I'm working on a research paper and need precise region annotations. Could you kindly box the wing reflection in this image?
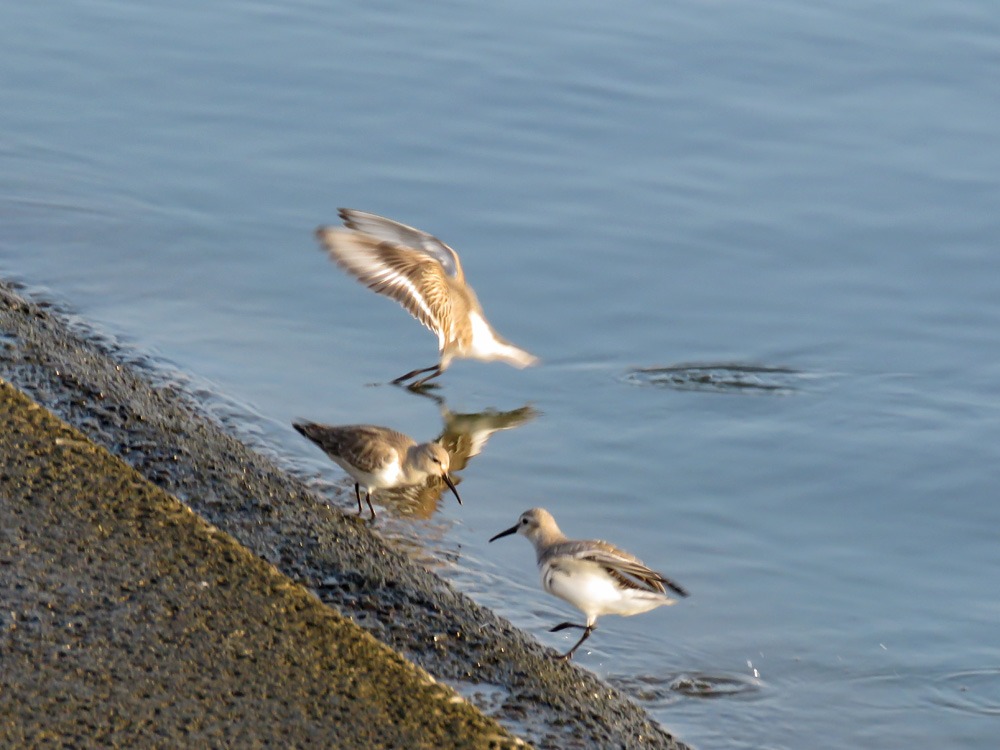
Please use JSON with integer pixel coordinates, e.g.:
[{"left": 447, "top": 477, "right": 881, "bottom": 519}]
[{"left": 392, "top": 399, "right": 538, "bottom": 519}]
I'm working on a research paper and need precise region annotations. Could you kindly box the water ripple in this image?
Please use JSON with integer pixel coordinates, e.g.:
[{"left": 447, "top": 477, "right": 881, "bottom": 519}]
[
  {"left": 610, "top": 670, "right": 764, "bottom": 708},
  {"left": 623, "top": 363, "right": 807, "bottom": 395},
  {"left": 930, "top": 669, "right": 1000, "bottom": 717}
]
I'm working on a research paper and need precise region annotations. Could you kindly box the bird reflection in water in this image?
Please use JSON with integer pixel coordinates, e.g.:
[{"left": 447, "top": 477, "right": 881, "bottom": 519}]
[
  {"left": 298, "top": 395, "right": 537, "bottom": 520},
  {"left": 392, "top": 397, "right": 537, "bottom": 519}
]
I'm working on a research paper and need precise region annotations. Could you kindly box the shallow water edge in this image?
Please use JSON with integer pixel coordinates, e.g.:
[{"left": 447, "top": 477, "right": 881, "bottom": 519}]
[{"left": 0, "top": 278, "right": 689, "bottom": 750}]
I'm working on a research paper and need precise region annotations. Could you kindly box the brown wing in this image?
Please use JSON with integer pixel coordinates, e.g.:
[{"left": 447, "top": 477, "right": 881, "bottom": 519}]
[
  {"left": 337, "top": 209, "right": 465, "bottom": 282},
  {"left": 316, "top": 229, "right": 457, "bottom": 349},
  {"left": 435, "top": 405, "right": 539, "bottom": 472},
  {"left": 292, "top": 423, "right": 410, "bottom": 473},
  {"left": 555, "top": 539, "right": 688, "bottom": 597},
  {"left": 605, "top": 567, "right": 653, "bottom": 593}
]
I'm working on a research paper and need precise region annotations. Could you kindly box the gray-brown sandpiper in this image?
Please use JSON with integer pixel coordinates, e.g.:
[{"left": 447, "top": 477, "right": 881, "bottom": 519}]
[
  {"left": 490, "top": 507, "right": 688, "bottom": 659},
  {"left": 293, "top": 421, "right": 461, "bottom": 519}
]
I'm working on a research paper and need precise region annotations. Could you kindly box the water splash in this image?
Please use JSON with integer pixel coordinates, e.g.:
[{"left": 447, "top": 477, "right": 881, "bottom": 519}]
[{"left": 610, "top": 670, "right": 764, "bottom": 708}]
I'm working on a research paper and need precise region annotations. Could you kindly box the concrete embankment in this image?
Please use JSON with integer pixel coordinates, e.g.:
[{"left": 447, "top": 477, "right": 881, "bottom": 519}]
[
  {"left": 0, "top": 280, "right": 690, "bottom": 749},
  {"left": 0, "top": 379, "right": 517, "bottom": 748}
]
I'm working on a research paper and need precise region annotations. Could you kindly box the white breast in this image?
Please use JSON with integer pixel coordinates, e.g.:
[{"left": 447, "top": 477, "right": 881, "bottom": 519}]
[
  {"left": 542, "top": 558, "right": 672, "bottom": 620},
  {"left": 542, "top": 559, "right": 623, "bottom": 619},
  {"left": 331, "top": 455, "right": 403, "bottom": 491}
]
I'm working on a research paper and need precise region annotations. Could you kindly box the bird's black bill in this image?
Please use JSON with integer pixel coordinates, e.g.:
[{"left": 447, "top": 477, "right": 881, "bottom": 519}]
[
  {"left": 441, "top": 473, "right": 462, "bottom": 505},
  {"left": 489, "top": 523, "right": 519, "bottom": 543}
]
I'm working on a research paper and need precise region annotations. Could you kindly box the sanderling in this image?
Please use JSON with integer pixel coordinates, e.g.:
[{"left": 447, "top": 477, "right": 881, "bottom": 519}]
[{"left": 490, "top": 507, "right": 688, "bottom": 659}]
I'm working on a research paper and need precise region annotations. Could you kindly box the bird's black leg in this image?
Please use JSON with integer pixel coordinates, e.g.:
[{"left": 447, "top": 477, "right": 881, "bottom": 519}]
[
  {"left": 408, "top": 366, "right": 443, "bottom": 389},
  {"left": 364, "top": 490, "right": 376, "bottom": 520},
  {"left": 354, "top": 483, "right": 363, "bottom": 515},
  {"left": 549, "top": 622, "right": 588, "bottom": 632},
  {"left": 392, "top": 364, "right": 441, "bottom": 387},
  {"left": 549, "top": 623, "right": 596, "bottom": 660}
]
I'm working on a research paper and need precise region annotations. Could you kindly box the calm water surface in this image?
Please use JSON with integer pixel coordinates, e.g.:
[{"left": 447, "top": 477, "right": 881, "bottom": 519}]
[{"left": 3, "top": 1, "right": 1000, "bottom": 747}]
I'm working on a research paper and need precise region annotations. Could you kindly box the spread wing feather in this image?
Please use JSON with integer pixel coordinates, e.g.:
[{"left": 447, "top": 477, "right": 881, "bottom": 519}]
[
  {"left": 337, "top": 208, "right": 464, "bottom": 281},
  {"left": 316, "top": 229, "right": 455, "bottom": 349}
]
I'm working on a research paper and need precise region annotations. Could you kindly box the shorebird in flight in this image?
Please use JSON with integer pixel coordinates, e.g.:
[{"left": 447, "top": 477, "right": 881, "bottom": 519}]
[{"left": 316, "top": 209, "right": 539, "bottom": 388}]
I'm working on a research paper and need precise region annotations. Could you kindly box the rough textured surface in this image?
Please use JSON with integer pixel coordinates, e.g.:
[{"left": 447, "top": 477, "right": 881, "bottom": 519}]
[
  {"left": 0, "top": 380, "right": 518, "bottom": 748},
  {"left": 0, "top": 279, "right": 690, "bottom": 749}
]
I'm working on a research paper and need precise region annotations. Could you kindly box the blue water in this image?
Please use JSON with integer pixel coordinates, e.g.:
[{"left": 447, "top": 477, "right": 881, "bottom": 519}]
[{"left": 3, "top": 1, "right": 1000, "bottom": 747}]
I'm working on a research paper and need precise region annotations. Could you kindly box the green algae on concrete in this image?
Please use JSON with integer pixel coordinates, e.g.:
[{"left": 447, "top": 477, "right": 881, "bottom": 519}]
[{"left": 0, "top": 380, "right": 523, "bottom": 749}]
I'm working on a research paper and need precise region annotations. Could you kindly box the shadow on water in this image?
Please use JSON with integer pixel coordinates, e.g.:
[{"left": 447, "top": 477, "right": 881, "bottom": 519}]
[{"left": 622, "top": 363, "right": 811, "bottom": 395}]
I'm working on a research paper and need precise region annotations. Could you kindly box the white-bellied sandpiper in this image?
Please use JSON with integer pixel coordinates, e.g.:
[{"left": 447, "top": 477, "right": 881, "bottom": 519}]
[
  {"left": 293, "top": 421, "right": 461, "bottom": 519},
  {"left": 490, "top": 507, "right": 688, "bottom": 660},
  {"left": 315, "top": 209, "right": 539, "bottom": 388}
]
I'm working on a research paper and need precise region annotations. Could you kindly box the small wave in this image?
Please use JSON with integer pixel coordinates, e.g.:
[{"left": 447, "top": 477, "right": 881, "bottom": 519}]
[
  {"left": 670, "top": 671, "right": 763, "bottom": 699},
  {"left": 930, "top": 669, "right": 1000, "bottom": 717},
  {"left": 623, "top": 363, "right": 806, "bottom": 394},
  {"left": 610, "top": 670, "right": 763, "bottom": 707}
]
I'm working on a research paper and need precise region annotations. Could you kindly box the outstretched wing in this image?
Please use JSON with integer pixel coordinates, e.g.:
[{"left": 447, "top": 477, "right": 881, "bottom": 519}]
[
  {"left": 338, "top": 209, "right": 464, "bottom": 281},
  {"left": 315, "top": 229, "right": 456, "bottom": 350},
  {"left": 554, "top": 540, "right": 689, "bottom": 597}
]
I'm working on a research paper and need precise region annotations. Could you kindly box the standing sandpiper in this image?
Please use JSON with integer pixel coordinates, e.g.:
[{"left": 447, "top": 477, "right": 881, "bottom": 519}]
[
  {"left": 293, "top": 421, "right": 462, "bottom": 519},
  {"left": 490, "top": 507, "right": 688, "bottom": 660},
  {"left": 315, "top": 209, "right": 539, "bottom": 388}
]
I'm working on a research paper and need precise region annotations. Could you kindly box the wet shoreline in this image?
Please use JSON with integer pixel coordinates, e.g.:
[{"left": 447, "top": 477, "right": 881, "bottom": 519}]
[
  {"left": 0, "top": 378, "right": 516, "bottom": 748},
  {"left": 0, "top": 279, "right": 688, "bottom": 749}
]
